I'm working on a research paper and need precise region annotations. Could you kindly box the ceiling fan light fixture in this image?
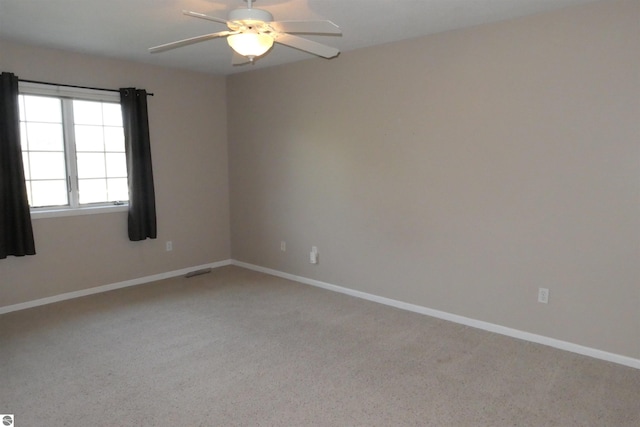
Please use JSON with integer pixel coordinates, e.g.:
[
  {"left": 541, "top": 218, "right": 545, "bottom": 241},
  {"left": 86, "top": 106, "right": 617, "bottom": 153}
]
[{"left": 227, "top": 32, "right": 273, "bottom": 58}]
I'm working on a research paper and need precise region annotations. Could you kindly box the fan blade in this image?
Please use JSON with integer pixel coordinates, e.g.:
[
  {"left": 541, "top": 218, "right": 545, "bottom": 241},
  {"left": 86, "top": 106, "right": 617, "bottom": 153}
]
[
  {"left": 182, "top": 10, "right": 228, "bottom": 25},
  {"left": 274, "top": 33, "right": 339, "bottom": 58},
  {"left": 232, "top": 52, "right": 252, "bottom": 66},
  {"left": 269, "top": 20, "right": 341, "bottom": 35},
  {"left": 149, "top": 31, "right": 236, "bottom": 53}
]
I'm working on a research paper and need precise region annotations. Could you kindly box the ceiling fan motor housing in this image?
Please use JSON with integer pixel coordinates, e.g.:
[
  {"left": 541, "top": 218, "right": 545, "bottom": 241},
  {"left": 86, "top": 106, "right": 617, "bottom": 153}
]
[{"left": 228, "top": 8, "right": 274, "bottom": 29}]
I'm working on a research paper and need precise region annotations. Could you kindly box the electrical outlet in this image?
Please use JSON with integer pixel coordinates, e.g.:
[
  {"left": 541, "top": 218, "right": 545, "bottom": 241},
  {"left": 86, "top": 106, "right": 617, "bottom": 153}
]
[
  {"left": 166, "top": 241, "right": 173, "bottom": 252},
  {"left": 310, "top": 246, "right": 318, "bottom": 264},
  {"left": 280, "top": 241, "right": 286, "bottom": 252},
  {"left": 538, "top": 287, "right": 549, "bottom": 304}
]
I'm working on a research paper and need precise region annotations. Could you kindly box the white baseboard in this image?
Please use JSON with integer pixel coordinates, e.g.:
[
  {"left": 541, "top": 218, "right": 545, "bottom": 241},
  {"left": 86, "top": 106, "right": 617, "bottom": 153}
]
[
  {"left": 4, "top": 258, "right": 638, "bottom": 370},
  {"left": 0, "top": 259, "right": 232, "bottom": 315},
  {"left": 231, "top": 260, "right": 640, "bottom": 370}
]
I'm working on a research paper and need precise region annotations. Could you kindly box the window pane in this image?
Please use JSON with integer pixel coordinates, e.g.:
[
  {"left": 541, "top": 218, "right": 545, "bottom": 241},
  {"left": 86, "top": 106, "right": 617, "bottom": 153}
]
[
  {"left": 107, "top": 178, "right": 128, "bottom": 201},
  {"left": 104, "top": 127, "right": 125, "bottom": 152},
  {"left": 31, "top": 180, "right": 68, "bottom": 207},
  {"left": 73, "top": 100, "right": 103, "bottom": 125},
  {"left": 24, "top": 96, "right": 62, "bottom": 123},
  {"left": 22, "top": 152, "right": 30, "bottom": 180},
  {"left": 106, "top": 153, "right": 127, "bottom": 178},
  {"left": 78, "top": 179, "right": 107, "bottom": 204},
  {"left": 20, "top": 122, "right": 27, "bottom": 150},
  {"left": 25, "top": 123, "right": 64, "bottom": 151},
  {"left": 28, "top": 152, "right": 66, "bottom": 179},
  {"left": 75, "top": 125, "right": 104, "bottom": 152},
  {"left": 25, "top": 182, "right": 33, "bottom": 206},
  {"left": 102, "top": 103, "right": 122, "bottom": 126},
  {"left": 76, "top": 153, "right": 106, "bottom": 178},
  {"left": 18, "top": 95, "right": 26, "bottom": 121}
]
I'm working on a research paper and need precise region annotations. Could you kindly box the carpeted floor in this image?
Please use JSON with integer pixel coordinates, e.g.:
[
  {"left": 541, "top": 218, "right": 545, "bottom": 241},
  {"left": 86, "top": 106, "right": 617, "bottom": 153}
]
[{"left": 1, "top": 266, "right": 639, "bottom": 426}]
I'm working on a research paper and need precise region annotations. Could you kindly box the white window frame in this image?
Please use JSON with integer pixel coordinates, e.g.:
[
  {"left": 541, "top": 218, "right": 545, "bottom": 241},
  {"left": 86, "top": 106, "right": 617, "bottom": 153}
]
[{"left": 18, "top": 82, "right": 129, "bottom": 219}]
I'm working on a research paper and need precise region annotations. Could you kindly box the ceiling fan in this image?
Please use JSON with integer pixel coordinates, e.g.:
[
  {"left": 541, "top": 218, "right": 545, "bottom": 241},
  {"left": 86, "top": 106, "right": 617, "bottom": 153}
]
[{"left": 149, "top": 0, "right": 341, "bottom": 65}]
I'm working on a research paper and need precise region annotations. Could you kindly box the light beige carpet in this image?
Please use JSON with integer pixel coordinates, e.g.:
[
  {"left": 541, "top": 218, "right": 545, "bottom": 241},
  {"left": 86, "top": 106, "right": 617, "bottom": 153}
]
[{"left": 1, "top": 266, "right": 639, "bottom": 426}]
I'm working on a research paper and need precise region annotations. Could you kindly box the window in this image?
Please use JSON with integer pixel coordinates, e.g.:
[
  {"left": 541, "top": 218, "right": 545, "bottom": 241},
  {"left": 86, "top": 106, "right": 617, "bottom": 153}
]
[{"left": 18, "top": 82, "right": 128, "bottom": 216}]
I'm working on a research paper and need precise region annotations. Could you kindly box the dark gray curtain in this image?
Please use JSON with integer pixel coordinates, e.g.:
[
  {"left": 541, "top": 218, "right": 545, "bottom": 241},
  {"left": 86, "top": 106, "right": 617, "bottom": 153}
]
[
  {"left": 120, "top": 88, "right": 156, "bottom": 241},
  {"left": 0, "top": 72, "right": 36, "bottom": 258}
]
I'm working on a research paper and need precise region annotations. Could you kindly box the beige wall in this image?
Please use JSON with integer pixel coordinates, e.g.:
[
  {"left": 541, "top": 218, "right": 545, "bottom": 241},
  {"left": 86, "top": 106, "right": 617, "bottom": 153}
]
[
  {"left": 0, "top": 41, "right": 231, "bottom": 306},
  {"left": 228, "top": 0, "right": 640, "bottom": 358}
]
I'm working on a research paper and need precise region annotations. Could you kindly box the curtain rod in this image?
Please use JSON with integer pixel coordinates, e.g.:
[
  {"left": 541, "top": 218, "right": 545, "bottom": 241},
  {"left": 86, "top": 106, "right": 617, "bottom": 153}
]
[{"left": 18, "top": 79, "right": 154, "bottom": 96}]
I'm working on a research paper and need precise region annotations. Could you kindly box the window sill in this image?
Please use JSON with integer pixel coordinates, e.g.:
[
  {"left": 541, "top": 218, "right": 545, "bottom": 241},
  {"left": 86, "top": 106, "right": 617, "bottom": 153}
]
[{"left": 31, "top": 205, "right": 128, "bottom": 220}]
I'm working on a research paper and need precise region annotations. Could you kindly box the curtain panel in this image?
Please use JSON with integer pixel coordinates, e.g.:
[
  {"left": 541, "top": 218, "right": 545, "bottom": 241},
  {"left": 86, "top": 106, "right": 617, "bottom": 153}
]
[
  {"left": 120, "top": 88, "right": 157, "bottom": 241},
  {"left": 0, "top": 72, "right": 36, "bottom": 259}
]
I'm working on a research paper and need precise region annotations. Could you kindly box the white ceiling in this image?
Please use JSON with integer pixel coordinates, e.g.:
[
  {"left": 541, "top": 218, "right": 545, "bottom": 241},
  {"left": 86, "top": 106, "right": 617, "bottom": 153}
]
[{"left": 0, "top": 0, "right": 597, "bottom": 76}]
